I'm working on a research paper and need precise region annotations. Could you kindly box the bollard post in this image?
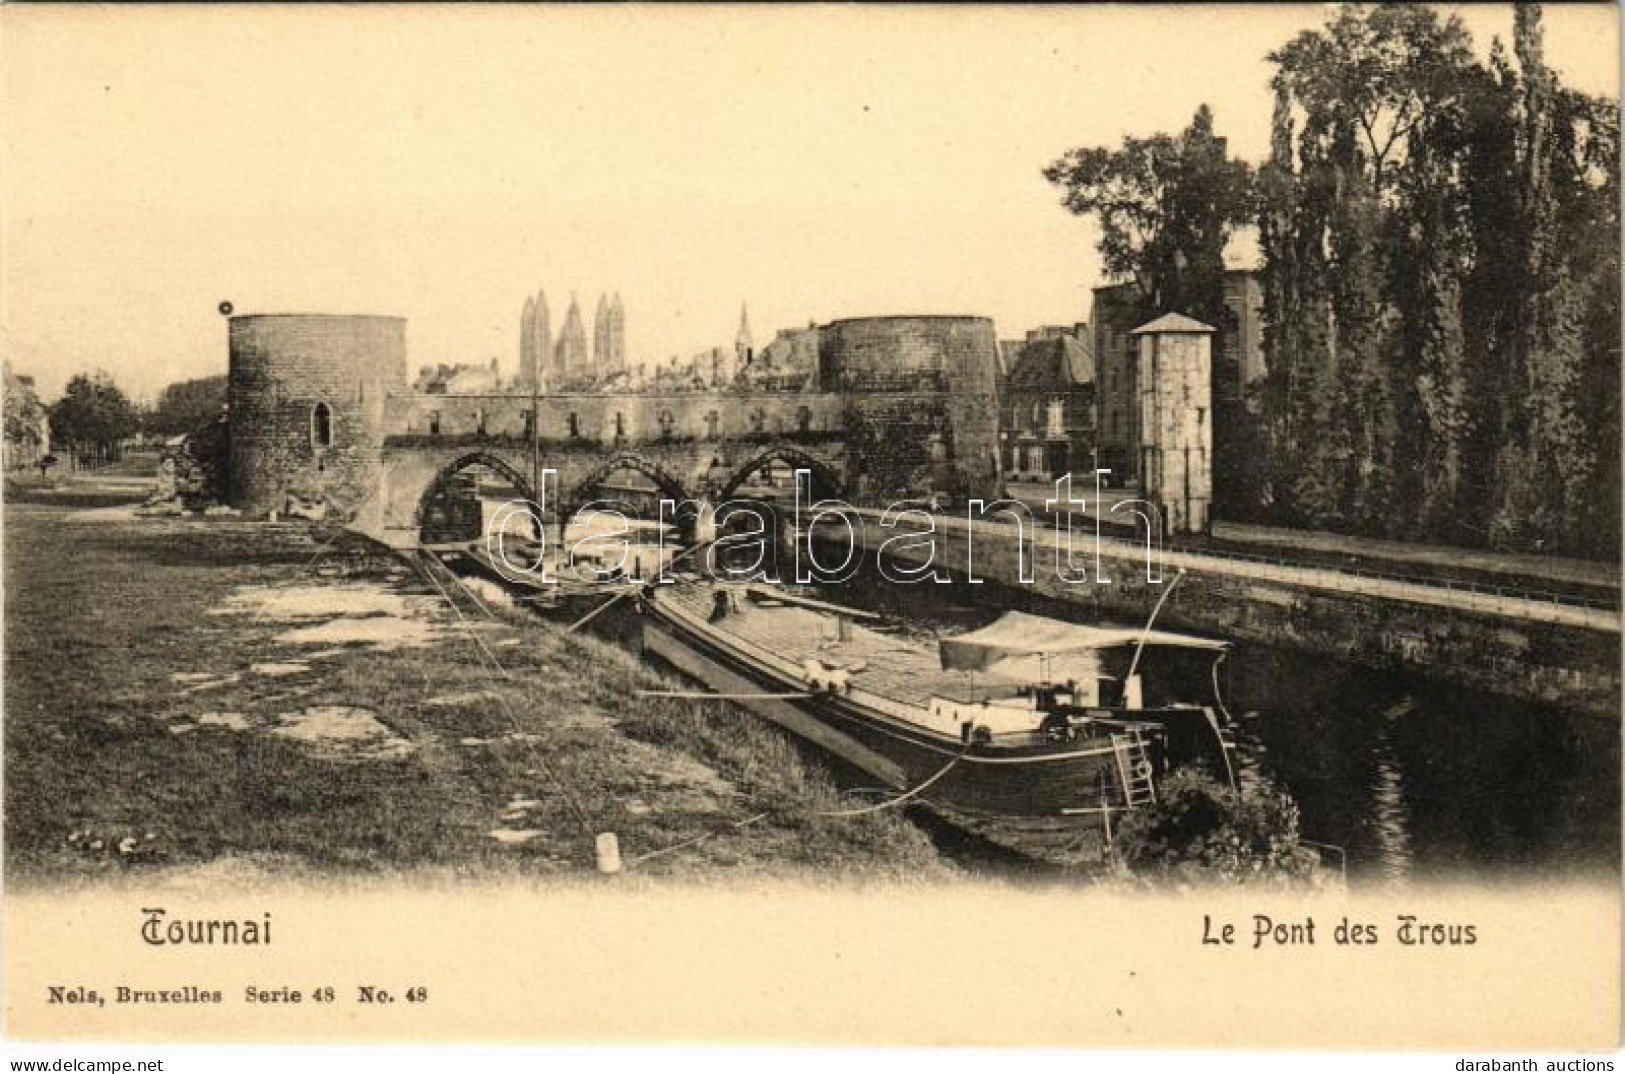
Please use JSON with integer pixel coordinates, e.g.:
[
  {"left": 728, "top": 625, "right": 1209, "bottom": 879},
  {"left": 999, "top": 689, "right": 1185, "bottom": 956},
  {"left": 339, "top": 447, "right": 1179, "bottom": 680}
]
[{"left": 595, "top": 832, "right": 622, "bottom": 875}]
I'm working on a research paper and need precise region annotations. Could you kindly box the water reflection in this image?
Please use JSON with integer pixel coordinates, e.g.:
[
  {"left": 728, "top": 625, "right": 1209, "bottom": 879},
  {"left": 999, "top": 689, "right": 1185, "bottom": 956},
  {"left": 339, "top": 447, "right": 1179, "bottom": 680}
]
[
  {"left": 461, "top": 488, "right": 1618, "bottom": 885},
  {"left": 812, "top": 557, "right": 1620, "bottom": 884}
]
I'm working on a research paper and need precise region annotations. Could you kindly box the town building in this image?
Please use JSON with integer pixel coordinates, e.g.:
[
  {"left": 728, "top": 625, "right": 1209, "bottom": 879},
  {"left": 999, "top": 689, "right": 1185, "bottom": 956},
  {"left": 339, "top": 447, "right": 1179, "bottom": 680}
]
[
  {"left": 1090, "top": 266, "right": 1263, "bottom": 486},
  {"left": 741, "top": 324, "right": 818, "bottom": 392},
  {"left": 413, "top": 357, "right": 503, "bottom": 395},
  {"left": 998, "top": 324, "right": 1095, "bottom": 481},
  {"left": 2, "top": 362, "right": 51, "bottom": 469}
]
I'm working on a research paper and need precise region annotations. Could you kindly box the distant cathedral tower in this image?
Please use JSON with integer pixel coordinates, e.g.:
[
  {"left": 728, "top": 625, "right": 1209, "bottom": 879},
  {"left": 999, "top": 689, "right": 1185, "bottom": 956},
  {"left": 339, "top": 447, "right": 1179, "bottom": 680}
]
[
  {"left": 530, "top": 290, "right": 551, "bottom": 389},
  {"left": 735, "top": 302, "right": 753, "bottom": 366},
  {"left": 590, "top": 293, "right": 628, "bottom": 377},
  {"left": 519, "top": 290, "right": 550, "bottom": 391},
  {"left": 555, "top": 294, "right": 589, "bottom": 376}
]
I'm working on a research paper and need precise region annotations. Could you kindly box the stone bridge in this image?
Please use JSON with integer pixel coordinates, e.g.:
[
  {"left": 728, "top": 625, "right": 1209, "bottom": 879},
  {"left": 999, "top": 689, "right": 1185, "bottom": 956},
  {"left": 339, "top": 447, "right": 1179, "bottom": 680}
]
[
  {"left": 376, "top": 429, "right": 852, "bottom": 545},
  {"left": 369, "top": 390, "right": 876, "bottom": 544},
  {"left": 224, "top": 313, "right": 1005, "bottom": 546}
]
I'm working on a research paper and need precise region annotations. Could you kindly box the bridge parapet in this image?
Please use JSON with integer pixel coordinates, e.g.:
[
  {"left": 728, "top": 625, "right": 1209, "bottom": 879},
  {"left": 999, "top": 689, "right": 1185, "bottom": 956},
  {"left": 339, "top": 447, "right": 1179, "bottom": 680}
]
[{"left": 382, "top": 390, "right": 844, "bottom": 445}]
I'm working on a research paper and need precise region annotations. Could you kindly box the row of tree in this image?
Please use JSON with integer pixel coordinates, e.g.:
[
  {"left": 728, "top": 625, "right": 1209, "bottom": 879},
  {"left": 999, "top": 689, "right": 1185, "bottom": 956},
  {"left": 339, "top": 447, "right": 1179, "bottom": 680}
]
[
  {"left": 17, "top": 371, "right": 226, "bottom": 469},
  {"left": 1048, "top": 3, "right": 1619, "bottom": 560}
]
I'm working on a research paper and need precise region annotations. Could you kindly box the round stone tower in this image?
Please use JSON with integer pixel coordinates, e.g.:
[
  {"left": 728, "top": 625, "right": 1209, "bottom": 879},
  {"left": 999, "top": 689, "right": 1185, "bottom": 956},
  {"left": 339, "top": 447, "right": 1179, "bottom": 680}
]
[
  {"left": 817, "top": 315, "right": 1003, "bottom": 499},
  {"left": 227, "top": 313, "right": 407, "bottom": 525}
]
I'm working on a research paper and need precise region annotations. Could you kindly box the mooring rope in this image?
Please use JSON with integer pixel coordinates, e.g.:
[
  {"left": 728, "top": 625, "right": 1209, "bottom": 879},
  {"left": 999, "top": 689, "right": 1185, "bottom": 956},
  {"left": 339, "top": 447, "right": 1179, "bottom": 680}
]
[
  {"left": 293, "top": 457, "right": 409, "bottom": 578},
  {"left": 412, "top": 540, "right": 974, "bottom": 871},
  {"left": 807, "top": 742, "right": 972, "bottom": 819},
  {"left": 635, "top": 690, "right": 815, "bottom": 701},
  {"left": 625, "top": 812, "right": 773, "bottom": 867},
  {"left": 1210, "top": 650, "right": 1238, "bottom": 723},
  {"left": 624, "top": 743, "right": 972, "bottom": 867},
  {"left": 566, "top": 588, "right": 633, "bottom": 633},
  {"left": 411, "top": 550, "right": 595, "bottom": 832}
]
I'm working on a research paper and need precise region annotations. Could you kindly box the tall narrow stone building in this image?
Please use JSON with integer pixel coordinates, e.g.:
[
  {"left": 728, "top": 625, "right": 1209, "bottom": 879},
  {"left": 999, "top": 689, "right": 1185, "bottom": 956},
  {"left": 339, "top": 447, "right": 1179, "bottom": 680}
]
[
  {"left": 528, "top": 289, "right": 550, "bottom": 391},
  {"left": 554, "top": 294, "right": 589, "bottom": 378}
]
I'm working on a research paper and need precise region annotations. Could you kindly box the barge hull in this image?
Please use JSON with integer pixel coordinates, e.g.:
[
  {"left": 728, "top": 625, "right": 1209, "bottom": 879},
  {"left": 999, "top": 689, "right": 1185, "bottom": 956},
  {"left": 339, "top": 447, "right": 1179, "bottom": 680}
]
[{"left": 639, "top": 609, "right": 1125, "bottom": 818}]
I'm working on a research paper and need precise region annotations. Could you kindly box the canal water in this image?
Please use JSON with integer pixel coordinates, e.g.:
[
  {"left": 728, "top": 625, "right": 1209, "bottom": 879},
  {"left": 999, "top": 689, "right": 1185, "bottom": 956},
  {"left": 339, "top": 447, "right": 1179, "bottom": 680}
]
[
  {"left": 807, "top": 556, "right": 1621, "bottom": 885},
  {"left": 468, "top": 486, "right": 1618, "bottom": 884}
]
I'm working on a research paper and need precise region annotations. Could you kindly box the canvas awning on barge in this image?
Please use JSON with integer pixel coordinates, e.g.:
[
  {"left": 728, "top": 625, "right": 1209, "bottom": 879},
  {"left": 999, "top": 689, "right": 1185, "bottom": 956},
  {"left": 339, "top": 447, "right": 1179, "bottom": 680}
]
[{"left": 938, "top": 611, "right": 1227, "bottom": 672}]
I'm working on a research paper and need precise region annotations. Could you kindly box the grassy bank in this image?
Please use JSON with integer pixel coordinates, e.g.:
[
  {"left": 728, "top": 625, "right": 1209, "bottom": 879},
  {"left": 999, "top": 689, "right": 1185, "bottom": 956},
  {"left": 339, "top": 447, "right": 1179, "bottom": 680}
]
[{"left": 3, "top": 497, "right": 952, "bottom": 886}]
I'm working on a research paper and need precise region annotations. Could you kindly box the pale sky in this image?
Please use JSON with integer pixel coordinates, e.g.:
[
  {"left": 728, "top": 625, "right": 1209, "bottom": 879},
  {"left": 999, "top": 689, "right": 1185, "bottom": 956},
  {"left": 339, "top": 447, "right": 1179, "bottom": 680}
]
[{"left": 3, "top": 4, "right": 1617, "bottom": 401}]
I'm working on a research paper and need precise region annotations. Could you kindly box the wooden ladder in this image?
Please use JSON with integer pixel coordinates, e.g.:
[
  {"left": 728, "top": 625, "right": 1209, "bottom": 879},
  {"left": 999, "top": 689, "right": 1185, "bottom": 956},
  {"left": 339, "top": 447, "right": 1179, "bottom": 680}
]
[{"left": 1111, "top": 731, "right": 1157, "bottom": 809}]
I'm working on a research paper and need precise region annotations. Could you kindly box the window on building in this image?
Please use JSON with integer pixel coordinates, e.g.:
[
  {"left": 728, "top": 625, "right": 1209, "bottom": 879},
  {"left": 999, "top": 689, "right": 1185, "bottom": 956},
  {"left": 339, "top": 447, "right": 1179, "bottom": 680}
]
[
  {"left": 658, "top": 410, "right": 675, "bottom": 438},
  {"left": 427, "top": 410, "right": 441, "bottom": 436},
  {"left": 475, "top": 409, "right": 487, "bottom": 437},
  {"left": 568, "top": 412, "right": 581, "bottom": 439},
  {"left": 1046, "top": 398, "right": 1066, "bottom": 438},
  {"left": 797, "top": 406, "right": 812, "bottom": 434},
  {"left": 705, "top": 410, "right": 720, "bottom": 439},
  {"left": 749, "top": 408, "right": 766, "bottom": 434},
  {"left": 522, "top": 410, "right": 535, "bottom": 440},
  {"left": 615, "top": 412, "right": 626, "bottom": 439},
  {"left": 311, "top": 402, "right": 333, "bottom": 449}
]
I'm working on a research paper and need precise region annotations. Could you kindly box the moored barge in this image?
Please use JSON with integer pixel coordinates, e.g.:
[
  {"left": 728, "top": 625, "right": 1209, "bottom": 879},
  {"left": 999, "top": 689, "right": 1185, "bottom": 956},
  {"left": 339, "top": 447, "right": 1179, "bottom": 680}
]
[{"left": 639, "top": 579, "right": 1239, "bottom": 867}]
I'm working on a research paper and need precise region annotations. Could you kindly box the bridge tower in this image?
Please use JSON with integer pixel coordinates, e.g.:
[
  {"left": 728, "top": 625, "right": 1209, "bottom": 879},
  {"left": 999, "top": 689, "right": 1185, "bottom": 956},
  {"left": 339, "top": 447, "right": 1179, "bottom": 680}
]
[
  {"left": 226, "top": 313, "right": 407, "bottom": 530},
  {"left": 1132, "top": 312, "right": 1214, "bottom": 536}
]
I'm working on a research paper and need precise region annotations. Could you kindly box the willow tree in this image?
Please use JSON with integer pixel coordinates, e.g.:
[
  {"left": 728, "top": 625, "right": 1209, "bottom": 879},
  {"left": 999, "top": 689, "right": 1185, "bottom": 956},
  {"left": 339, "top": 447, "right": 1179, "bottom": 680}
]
[
  {"left": 1045, "top": 105, "right": 1254, "bottom": 511},
  {"left": 1045, "top": 105, "right": 1254, "bottom": 328}
]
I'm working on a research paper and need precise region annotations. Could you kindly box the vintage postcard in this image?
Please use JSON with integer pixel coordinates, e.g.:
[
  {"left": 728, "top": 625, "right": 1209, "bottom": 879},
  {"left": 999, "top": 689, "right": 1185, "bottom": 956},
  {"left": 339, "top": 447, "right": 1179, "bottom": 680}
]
[{"left": 2, "top": 2, "right": 1619, "bottom": 1052}]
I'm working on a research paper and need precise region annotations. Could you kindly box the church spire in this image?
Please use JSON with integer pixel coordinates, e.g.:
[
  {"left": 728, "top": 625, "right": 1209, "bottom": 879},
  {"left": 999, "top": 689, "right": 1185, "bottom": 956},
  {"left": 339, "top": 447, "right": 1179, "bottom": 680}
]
[
  {"left": 735, "top": 302, "right": 753, "bottom": 364},
  {"left": 520, "top": 295, "right": 536, "bottom": 389}
]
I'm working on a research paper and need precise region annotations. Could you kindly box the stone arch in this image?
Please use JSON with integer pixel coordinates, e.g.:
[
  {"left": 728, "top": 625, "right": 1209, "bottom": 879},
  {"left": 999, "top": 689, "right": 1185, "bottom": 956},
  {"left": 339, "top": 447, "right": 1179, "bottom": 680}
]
[
  {"left": 714, "top": 443, "right": 846, "bottom": 502},
  {"left": 414, "top": 451, "right": 541, "bottom": 540},
  {"left": 562, "top": 451, "right": 694, "bottom": 530}
]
